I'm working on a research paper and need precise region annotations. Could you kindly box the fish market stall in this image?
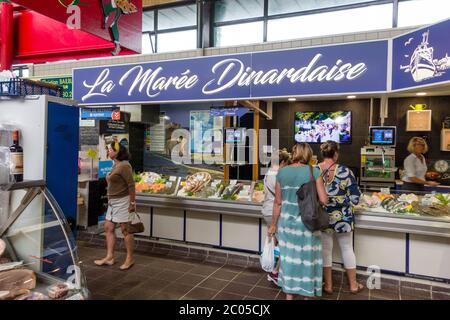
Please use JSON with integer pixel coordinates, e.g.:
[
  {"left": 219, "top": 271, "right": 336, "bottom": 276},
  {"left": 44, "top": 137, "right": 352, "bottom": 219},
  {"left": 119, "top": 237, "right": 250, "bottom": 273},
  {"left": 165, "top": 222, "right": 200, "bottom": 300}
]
[{"left": 133, "top": 172, "right": 450, "bottom": 282}]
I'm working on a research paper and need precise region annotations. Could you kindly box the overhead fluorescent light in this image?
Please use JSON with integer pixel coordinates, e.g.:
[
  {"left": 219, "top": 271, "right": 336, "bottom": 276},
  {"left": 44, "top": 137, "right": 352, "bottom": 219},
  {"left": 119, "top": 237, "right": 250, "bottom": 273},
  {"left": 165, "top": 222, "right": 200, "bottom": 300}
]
[
  {"left": 416, "top": 92, "right": 427, "bottom": 96},
  {"left": 347, "top": 95, "right": 356, "bottom": 99},
  {"left": 288, "top": 98, "right": 296, "bottom": 101}
]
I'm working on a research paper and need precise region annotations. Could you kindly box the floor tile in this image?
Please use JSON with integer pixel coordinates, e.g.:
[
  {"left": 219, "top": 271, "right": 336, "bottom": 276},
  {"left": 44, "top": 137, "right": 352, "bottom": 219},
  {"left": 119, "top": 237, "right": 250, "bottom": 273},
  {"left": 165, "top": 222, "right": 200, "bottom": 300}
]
[
  {"left": 198, "top": 278, "right": 230, "bottom": 291},
  {"left": 100, "top": 284, "right": 134, "bottom": 297},
  {"left": 232, "top": 273, "right": 262, "bottom": 286},
  {"left": 116, "top": 274, "right": 150, "bottom": 287},
  {"left": 138, "top": 278, "right": 172, "bottom": 291},
  {"left": 87, "top": 279, "right": 116, "bottom": 293},
  {"left": 183, "top": 287, "right": 217, "bottom": 300},
  {"left": 213, "top": 292, "right": 245, "bottom": 300},
  {"left": 212, "top": 269, "right": 239, "bottom": 281},
  {"left": 400, "top": 287, "right": 431, "bottom": 299},
  {"left": 370, "top": 288, "right": 400, "bottom": 300},
  {"left": 339, "top": 292, "right": 370, "bottom": 300},
  {"left": 432, "top": 285, "right": 450, "bottom": 294},
  {"left": 91, "top": 293, "right": 114, "bottom": 300},
  {"left": 247, "top": 287, "right": 280, "bottom": 300},
  {"left": 431, "top": 292, "right": 450, "bottom": 300},
  {"left": 157, "top": 270, "right": 186, "bottom": 282},
  {"left": 177, "top": 273, "right": 206, "bottom": 286},
  {"left": 223, "top": 282, "right": 254, "bottom": 296},
  {"left": 400, "top": 294, "right": 431, "bottom": 300},
  {"left": 188, "top": 265, "right": 220, "bottom": 277},
  {"left": 163, "top": 283, "right": 194, "bottom": 297}
]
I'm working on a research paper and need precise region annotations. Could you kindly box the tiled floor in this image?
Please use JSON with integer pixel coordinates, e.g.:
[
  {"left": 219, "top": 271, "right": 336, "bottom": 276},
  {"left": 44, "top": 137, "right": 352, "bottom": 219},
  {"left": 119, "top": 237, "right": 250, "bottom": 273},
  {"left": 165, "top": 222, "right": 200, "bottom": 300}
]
[{"left": 78, "top": 244, "right": 450, "bottom": 300}]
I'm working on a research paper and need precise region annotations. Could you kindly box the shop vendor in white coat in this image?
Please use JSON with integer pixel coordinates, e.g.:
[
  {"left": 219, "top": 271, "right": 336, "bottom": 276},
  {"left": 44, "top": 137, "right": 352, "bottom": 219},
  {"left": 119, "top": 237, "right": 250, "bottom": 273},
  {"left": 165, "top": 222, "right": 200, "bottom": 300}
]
[{"left": 402, "top": 137, "right": 439, "bottom": 191}]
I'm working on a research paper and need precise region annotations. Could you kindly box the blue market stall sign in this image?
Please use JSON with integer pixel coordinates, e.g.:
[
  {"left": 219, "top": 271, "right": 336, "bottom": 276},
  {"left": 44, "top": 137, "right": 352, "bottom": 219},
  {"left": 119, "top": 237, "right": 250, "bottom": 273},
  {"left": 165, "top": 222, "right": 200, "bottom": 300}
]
[
  {"left": 392, "top": 18, "right": 450, "bottom": 90},
  {"left": 99, "top": 160, "right": 113, "bottom": 178},
  {"left": 210, "top": 107, "right": 249, "bottom": 117},
  {"left": 80, "top": 107, "right": 120, "bottom": 119},
  {"left": 73, "top": 40, "right": 388, "bottom": 105},
  {"left": 39, "top": 76, "right": 72, "bottom": 99}
]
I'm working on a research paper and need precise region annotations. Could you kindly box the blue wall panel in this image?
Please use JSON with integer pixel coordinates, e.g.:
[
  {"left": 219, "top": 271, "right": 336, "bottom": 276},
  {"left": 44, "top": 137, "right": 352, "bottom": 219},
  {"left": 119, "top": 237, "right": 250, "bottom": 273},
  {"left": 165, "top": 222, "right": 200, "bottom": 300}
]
[{"left": 46, "top": 102, "right": 79, "bottom": 232}]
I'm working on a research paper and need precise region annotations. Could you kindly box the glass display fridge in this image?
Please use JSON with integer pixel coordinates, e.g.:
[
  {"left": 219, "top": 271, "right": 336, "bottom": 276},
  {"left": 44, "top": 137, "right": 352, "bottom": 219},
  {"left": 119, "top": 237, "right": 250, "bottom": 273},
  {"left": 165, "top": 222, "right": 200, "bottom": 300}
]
[{"left": 0, "top": 181, "right": 89, "bottom": 300}]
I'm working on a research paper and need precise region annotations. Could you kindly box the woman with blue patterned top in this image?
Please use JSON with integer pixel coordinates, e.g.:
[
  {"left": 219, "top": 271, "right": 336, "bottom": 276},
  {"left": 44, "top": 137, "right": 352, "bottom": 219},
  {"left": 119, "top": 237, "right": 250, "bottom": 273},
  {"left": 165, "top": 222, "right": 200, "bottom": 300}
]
[
  {"left": 318, "top": 141, "right": 363, "bottom": 295},
  {"left": 268, "top": 143, "right": 328, "bottom": 300}
]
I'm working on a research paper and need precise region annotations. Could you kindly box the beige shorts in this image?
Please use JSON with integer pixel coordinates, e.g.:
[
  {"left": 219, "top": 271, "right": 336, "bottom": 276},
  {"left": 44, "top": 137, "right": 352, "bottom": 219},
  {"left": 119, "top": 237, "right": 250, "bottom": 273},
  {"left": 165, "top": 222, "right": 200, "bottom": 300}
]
[{"left": 105, "top": 196, "right": 131, "bottom": 223}]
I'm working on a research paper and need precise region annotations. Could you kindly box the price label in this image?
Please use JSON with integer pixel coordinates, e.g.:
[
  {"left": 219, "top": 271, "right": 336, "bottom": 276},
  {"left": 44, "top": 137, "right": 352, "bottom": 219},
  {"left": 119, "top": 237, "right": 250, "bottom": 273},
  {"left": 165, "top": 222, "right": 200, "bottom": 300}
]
[
  {"left": 169, "top": 176, "right": 177, "bottom": 182},
  {"left": 230, "top": 180, "right": 237, "bottom": 186},
  {"left": 165, "top": 182, "right": 173, "bottom": 188},
  {"left": 422, "top": 197, "right": 433, "bottom": 206},
  {"left": 380, "top": 188, "right": 390, "bottom": 194}
]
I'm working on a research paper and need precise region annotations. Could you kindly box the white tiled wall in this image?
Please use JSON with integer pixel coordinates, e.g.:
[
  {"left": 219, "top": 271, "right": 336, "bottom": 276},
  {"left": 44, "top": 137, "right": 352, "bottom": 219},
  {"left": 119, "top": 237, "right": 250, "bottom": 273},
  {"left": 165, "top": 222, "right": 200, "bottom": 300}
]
[{"left": 31, "top": 26, "right": 417, "bottom": 78}]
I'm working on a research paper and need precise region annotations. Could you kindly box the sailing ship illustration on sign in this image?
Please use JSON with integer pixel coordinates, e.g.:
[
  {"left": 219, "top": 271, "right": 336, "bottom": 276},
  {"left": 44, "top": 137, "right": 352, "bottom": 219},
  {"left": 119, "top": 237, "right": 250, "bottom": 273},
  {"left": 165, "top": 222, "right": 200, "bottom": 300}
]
[{"left": 400, "top": 30, "right": 450, "bottom": 82}]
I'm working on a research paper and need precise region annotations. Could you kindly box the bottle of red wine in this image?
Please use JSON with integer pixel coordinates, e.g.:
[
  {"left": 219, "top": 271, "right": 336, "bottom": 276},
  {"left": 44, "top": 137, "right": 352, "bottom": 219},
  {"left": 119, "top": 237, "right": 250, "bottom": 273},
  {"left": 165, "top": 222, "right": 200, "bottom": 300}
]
[{"left": 10, "top": 130, "right": 23, "bottom": 182}]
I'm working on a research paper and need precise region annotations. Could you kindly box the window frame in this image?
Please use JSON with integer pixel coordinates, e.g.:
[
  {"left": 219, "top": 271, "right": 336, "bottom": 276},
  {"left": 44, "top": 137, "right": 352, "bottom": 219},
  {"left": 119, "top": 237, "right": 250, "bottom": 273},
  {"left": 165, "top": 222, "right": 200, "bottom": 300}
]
[
  {"left": 213, "top": 0, "right": 398, "bottom": 47},
  {"left": 142, "top": 0, "right": 198, "bottom": 54}
]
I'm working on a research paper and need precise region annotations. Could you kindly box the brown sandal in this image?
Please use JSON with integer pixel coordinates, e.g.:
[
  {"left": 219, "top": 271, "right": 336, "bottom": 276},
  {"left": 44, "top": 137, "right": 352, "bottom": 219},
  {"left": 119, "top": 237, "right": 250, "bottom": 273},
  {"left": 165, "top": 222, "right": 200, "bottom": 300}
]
[
  {"left": 350, "top": 283, "right": 364, "bottom": 294},
  {"left": 119, "top": 261, "right": 135, "bottom": 271},
  {"left": 94, "top": 258, "right": 115, "bottom": 266}
]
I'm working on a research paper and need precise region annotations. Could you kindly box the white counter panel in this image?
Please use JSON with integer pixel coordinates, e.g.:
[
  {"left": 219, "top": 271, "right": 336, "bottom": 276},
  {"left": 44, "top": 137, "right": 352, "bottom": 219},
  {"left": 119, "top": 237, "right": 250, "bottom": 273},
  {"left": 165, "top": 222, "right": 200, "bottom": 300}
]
[
  {"left": 152, "top": 207, "right": 184, "bottom": 241},
  {"left": 222, "top": 215, "right": 260, "bottom": 252},
  {"left": 354, "top": 229, "right": 406, "bottom": 273},
  {"left": 186, "top": 211, "right": 220, "bottom": 246},
  {"left": 409, "top": 234, "right": 450, "bottom": 279}
]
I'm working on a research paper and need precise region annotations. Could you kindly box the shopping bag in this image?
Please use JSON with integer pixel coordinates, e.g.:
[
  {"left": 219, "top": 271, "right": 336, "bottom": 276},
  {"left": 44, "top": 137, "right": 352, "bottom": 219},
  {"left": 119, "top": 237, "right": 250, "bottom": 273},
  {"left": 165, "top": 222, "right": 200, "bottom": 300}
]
[{"left": 260, "top": 237, "right": 275, "bottom": 272}]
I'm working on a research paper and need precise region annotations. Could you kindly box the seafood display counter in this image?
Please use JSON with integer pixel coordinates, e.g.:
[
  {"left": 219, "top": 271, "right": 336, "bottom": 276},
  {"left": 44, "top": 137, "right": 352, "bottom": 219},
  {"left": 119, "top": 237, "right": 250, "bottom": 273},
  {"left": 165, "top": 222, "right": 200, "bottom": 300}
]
[
  {"left": 134, "top": 172, "right": 450, "bottom": 281},
  {"left": 0, "top": 181, "right": 89, "bottom": 300}
]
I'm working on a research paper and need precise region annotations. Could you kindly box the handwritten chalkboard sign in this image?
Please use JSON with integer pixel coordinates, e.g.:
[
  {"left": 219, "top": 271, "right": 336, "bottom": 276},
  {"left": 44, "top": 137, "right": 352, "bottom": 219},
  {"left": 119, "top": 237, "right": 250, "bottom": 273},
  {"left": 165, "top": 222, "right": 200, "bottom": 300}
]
[{"left": 80, "top": 126, "right": 99, "bottom": 146}]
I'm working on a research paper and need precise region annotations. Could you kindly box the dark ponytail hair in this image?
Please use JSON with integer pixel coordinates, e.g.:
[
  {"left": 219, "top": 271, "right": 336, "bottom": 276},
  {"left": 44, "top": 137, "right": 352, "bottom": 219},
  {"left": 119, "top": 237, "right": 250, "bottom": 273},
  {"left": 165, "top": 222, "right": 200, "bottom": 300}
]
[{"left": 110, "top": 142, "right": 130, "bottom": 161}]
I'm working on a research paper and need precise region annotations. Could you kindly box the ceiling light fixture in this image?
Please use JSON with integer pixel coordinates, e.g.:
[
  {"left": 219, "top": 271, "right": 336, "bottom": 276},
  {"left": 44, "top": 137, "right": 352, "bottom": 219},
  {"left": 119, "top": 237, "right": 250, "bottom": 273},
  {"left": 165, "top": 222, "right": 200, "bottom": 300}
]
[
  {"left": 347, "top": 95, "right": 356, "bottom": 99},
  {"left": 416, "top": 92, "right": 427, "bottom": 96},
  {"left": 288, "top": 98, "right": 296, "bottom": 101}
]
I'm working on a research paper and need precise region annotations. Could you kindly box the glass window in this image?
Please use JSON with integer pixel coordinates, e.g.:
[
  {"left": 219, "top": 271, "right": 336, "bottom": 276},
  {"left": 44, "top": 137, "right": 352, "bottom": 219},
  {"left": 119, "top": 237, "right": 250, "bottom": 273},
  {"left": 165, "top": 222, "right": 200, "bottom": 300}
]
[
  {"left": 158, "top": 4, "right": 197, "bottom": 30},
  {"left": 157, "top": 30, "right": 197, "bottom": 53},
  {"left": 398, "top": 0, "right": 450, "bottom": 27},
  {"left": 142, "top": 10, "right": 154, "bottom": 32},
  {"left": 142, "top": 34, "right": 155, "bottom": 54},
  {"left": 267, "top": 3, "right": 393, "bottom": 41},
  {"left": 215, "top": 21, "right": 264, "bottom": 47},
  {"left": 268, "top": 0, "right": 376, "bottom": 16},
  {"left": 215, "top": 0, "right": 264, "bottom": 22}
]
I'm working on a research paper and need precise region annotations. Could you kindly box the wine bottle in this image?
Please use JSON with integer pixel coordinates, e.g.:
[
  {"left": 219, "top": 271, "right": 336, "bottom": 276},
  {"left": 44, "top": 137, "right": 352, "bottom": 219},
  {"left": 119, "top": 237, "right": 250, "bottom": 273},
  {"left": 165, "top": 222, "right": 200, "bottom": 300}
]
[{"left": 10, "top": 130, "right": 23, "bottom": 182}]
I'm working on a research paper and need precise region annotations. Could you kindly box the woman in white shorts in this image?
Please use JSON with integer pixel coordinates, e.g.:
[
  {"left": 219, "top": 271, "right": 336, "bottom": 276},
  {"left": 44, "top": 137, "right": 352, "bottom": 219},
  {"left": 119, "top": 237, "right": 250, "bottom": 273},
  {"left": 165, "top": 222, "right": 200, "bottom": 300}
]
[
  {"left": 95, "top": 142, "right": 136, "bottom": 270},
  {"left": 262, "top": 149, "right": 291, "bottom": 284}
]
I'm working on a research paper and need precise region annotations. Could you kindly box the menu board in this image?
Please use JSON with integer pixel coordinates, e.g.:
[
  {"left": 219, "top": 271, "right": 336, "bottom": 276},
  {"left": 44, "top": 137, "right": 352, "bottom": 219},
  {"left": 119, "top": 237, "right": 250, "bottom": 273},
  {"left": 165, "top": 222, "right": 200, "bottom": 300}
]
[{"left": 406, "top": 110, "right": 432, "bottom": 131}]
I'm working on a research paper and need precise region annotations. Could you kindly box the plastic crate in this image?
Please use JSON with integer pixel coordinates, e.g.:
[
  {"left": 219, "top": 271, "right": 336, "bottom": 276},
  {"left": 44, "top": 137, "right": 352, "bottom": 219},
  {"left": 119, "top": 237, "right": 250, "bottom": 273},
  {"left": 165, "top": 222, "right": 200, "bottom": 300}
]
[{"left": 0, "top": 78, "right": 63, "bottom": 98}]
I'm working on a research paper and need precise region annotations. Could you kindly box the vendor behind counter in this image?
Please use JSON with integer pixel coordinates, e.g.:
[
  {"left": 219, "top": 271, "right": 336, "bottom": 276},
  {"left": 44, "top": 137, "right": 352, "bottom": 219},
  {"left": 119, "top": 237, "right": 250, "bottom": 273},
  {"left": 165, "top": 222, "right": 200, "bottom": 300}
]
[{"left": 401, "top": 137, "right": 439, "bottom": 191}]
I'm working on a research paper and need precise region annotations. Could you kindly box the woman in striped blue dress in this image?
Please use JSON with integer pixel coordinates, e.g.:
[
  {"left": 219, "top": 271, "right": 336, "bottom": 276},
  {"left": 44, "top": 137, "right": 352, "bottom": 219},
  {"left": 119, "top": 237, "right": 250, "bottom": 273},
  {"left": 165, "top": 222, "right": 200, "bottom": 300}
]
[{"left": 268, "top": 143, "right": 328, "bottom": 299}]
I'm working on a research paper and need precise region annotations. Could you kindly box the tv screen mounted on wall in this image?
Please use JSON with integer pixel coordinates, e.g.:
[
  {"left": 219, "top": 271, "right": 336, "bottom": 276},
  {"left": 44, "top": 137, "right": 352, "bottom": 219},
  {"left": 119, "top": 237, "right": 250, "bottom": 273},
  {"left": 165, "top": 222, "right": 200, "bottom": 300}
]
[{"left": 294, "top": 111, "right": 352, "bottom": 144}]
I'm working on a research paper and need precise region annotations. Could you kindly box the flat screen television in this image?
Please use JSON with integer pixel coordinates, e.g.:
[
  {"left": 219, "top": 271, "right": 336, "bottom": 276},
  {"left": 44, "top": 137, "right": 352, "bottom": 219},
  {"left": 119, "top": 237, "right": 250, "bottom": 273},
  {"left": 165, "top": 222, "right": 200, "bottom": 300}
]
[
  {"left": 369, "top": 126, "right": 396, "bottom": 146},
  {"left": 294, "top": 111, "right": 352, "bottom": 144}
]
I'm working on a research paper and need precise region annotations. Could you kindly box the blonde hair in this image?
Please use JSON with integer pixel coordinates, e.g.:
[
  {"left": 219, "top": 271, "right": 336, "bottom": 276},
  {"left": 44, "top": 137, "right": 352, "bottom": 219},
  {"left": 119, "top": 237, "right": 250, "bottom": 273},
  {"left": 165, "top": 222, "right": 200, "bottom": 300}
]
[
  {"left": 320, "top": 140, "right": 339, "bottom": 159},
  {"left": 292, "top": 143, "right": 313, "bottom": 164},
  {"left": 407, "top": 137, "right": 428, "bottom": 153},
  {"left": 278, "top": 148, "right": 292, "bottom": 165}
]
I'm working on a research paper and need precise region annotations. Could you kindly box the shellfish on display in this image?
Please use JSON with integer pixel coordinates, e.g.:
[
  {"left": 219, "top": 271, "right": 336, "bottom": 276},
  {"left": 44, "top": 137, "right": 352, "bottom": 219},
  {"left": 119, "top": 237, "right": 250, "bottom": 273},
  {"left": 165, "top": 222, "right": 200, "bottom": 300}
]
[{"left": 184, "top": 172, "right": 211, "bottom": 193}]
